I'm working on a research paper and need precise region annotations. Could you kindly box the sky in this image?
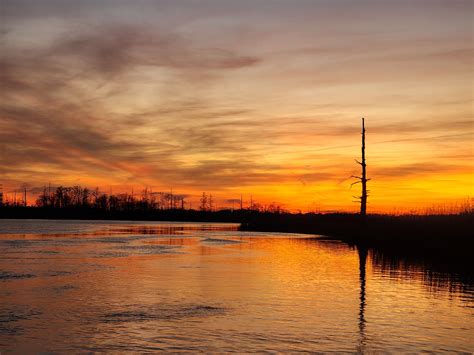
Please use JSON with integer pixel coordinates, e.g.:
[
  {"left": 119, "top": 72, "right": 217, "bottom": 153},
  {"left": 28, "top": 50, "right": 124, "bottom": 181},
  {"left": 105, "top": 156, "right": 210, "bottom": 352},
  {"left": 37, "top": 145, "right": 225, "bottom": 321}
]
[{"left": 1, "top": 0, "right": 473, "bottom": 212}]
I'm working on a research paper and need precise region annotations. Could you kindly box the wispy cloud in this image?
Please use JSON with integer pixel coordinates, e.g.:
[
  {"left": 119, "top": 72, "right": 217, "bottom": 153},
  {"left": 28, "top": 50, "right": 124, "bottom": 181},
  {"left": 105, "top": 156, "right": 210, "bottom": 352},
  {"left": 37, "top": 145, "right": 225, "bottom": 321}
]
[{"left": 1, "top": 0, "right": 472, "bottom": 211}]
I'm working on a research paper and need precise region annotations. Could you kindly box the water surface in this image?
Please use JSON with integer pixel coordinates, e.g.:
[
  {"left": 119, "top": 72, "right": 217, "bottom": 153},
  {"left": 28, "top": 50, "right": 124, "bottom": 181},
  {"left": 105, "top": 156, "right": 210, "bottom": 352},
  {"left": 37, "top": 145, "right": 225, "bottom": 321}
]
[{"left": 0, "top": 219, "right": 472, "bottom": 352}]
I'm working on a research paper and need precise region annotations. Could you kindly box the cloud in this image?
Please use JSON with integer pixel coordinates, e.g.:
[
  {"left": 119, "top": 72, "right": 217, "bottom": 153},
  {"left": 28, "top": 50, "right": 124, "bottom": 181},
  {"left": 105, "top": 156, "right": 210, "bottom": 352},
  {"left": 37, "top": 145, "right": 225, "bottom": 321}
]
[
  {"left": 49, "top": 26, "right": 260, "bottom": 79},
  {"left": 0, "top": 23, "right": 264, "bottom": 187},
  {"left": 1, "top": 1, "right": 472, "bottom": 211},
  {"left": 371, "top": 163, "right": 466, "bottom": 178}
]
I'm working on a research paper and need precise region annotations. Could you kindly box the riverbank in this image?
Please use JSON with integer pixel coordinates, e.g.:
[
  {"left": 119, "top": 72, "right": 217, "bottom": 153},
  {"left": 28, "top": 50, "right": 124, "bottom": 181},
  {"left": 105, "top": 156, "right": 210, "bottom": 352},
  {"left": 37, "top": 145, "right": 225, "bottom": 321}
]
[
  {"left": 2, "top": 207, "right": 472, "bottom": 254},
  {"left": 240, "top": 213, "right": 474, "bottom": 254},
  {"left": 0, "top": 206, "right": 243, "bottom": 223}
]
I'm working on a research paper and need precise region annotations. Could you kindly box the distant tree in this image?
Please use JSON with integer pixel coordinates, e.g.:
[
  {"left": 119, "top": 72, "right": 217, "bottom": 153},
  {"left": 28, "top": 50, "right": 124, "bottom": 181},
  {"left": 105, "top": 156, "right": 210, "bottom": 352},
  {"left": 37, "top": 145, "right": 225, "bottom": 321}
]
[
  {"left": 91, "top": 187, "right": 100, "bottom": 208},
  {"left": 97, "top": 193, "right": 108, "bottom": 210},
  {"left": 71, "top": 186, "right": 83, "bottom": 206},
  {"left": 265, "top": 203, "right": 281, "bottom": 213},
  {"left": 208, "top": 194, "right": 214, "bottom": 211},
  {"left": 200, "top": 192, "right": 208, "bottom": 211},
  {"left": 226, "top": 199, "right": 241, "bottom": 211},
  {"left": 36, "top": 186, "right": 49, "bottom": 207},
  {"left": 82, "top": 188, "right": 90, "bottom": 207},
  {"left": 108, "top": 194, "right": 119, "bottom": 211}
]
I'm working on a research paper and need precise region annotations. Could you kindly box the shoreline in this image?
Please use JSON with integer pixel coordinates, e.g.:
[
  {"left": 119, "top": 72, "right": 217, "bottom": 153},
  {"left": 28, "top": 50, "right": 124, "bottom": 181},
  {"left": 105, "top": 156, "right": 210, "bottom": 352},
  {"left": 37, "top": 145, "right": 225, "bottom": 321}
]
[
  {"left": 240, "top": 213, "right": 474, "bottom": 255},
  {"left": 2, "top": 208, "right": 472, "bottom": 253}
]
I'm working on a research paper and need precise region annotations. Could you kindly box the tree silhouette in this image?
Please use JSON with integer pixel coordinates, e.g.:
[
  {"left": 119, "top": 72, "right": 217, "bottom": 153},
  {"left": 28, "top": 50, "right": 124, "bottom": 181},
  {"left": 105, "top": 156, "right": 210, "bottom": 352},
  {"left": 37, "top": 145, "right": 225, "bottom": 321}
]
[
  {"left": 200, "top": 192, "right": 208, "bottom": 211},
  {"left": 352, "top": 118, "right": 370, "bottom": 216}
]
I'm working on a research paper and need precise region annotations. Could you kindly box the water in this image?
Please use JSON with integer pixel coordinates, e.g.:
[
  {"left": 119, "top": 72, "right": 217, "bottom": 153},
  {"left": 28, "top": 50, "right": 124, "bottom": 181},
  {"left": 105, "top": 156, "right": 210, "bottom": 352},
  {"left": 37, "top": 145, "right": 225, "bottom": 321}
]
[{"left": 0, "top": 219, "right": 472, "bottom": 353}]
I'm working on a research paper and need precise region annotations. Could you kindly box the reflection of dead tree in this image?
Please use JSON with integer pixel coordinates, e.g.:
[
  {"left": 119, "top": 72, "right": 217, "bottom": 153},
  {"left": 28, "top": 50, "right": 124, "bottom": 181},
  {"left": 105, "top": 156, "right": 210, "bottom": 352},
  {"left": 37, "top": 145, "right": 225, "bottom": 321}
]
[{"left": 352, "top": 118, "right": 370, "bottom": 216}]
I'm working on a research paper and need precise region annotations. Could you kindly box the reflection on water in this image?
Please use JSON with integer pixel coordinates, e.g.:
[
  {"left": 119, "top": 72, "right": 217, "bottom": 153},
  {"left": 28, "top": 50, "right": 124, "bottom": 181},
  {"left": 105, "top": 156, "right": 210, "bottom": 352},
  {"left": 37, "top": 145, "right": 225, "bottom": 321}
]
[
  {"left": 0, "top": 219, "right": 473, "bottom": 353},
  {"left": 357, "top": 246, "right": 368, "bottom": 353},
  {"left": 370, "top": 248, "right": 474, "bottom": 296}
]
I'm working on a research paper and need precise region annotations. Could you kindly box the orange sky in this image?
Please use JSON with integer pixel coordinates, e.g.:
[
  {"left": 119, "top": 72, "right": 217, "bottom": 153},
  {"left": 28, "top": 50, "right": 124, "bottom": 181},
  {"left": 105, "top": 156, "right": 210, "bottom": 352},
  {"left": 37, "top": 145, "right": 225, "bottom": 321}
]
[{"left": 1, "top": 0, "right": 473, "bottom": 212}]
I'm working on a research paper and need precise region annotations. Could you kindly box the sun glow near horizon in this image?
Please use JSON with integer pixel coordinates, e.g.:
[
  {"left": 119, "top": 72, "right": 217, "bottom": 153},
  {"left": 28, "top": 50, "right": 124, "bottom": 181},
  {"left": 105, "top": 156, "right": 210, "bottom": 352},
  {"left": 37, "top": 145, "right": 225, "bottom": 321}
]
[{"left": 1, "top": 0, "right": 473, "bottom": 213}]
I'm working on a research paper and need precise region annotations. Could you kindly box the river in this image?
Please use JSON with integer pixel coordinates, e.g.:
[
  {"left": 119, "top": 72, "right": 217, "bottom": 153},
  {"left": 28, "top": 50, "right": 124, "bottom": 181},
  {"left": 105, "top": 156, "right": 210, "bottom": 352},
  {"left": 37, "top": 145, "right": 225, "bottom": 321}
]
[{"left": 0, "top": 219, "right": 472, "bottom": 352}]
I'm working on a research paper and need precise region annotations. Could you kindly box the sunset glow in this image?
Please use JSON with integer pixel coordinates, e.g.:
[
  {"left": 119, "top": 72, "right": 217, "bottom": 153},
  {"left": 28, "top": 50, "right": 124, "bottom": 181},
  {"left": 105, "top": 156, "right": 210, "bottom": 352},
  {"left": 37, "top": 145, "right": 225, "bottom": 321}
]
[{"left": 1, "top": 0, "right": 473, "bottom": 212}]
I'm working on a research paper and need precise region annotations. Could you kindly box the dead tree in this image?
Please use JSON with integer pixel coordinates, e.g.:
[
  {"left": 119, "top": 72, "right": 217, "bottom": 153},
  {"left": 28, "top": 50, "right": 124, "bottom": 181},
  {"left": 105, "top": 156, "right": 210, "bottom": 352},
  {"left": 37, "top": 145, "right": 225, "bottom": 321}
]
[{"left": 352, "top": 118, "right": 370, "bottom": 216}]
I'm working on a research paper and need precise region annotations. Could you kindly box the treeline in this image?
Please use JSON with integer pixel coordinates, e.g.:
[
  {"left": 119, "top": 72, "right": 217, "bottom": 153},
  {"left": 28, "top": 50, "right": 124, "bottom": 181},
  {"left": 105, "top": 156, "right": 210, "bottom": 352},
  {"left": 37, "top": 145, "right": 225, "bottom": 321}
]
[
  {"left": 0, "top": 185, "right": 286, "bottom": 214},
  {"left": 34, "top": 186, "right": 186, "bottom": 212},
  {"left": 0, "top": 185, "right": 289, "bottom": 222}
]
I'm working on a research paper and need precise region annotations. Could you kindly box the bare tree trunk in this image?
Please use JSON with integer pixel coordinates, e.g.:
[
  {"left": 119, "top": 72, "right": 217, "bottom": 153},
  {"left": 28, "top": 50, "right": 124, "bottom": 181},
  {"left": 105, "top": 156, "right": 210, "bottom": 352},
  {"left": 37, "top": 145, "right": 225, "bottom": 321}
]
[
  {"left": 360, "top": 118, "right": 367, "bottom": 216},
  {"left": 352, "top": 118, "right": 369, "bottom": 216}
]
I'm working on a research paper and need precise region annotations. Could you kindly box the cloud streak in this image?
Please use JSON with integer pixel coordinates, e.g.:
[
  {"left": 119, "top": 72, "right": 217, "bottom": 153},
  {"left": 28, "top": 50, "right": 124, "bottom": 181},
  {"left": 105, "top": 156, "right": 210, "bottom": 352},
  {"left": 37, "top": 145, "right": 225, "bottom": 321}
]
[{"left": 1, "top": 0, "right": 472, "bottom": 211}]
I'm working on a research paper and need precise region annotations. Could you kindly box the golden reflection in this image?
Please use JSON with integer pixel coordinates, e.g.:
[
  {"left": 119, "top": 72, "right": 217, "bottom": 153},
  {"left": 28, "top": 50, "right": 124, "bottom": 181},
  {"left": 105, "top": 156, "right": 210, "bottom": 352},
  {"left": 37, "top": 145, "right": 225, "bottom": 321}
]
[{"left": 1, "top": 222, "right": 473, "bottom": 352}]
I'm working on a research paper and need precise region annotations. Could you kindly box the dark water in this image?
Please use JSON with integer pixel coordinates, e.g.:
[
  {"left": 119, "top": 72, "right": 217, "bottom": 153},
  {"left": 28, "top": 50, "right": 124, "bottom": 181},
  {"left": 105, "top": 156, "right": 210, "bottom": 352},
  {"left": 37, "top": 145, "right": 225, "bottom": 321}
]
[{"left": 0, "top": 219, "right": 472, "bottom": 353}]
